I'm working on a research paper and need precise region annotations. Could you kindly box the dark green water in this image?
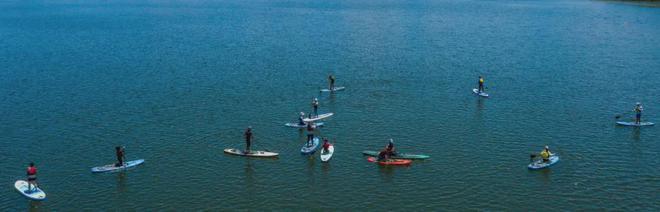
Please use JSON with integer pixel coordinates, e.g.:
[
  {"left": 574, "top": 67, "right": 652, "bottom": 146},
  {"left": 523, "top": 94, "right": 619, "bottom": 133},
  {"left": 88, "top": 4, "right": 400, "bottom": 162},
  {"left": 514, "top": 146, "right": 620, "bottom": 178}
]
[{"left": 1, "top": 0, "right": 659, "bottom": 210}]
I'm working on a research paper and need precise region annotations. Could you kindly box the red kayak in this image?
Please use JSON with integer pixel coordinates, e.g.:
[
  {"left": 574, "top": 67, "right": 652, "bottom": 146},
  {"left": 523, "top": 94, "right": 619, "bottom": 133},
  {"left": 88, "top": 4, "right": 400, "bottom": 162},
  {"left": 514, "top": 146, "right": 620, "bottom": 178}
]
[{"left": 367, "top": 157, "right": 412, "bottom": 166}]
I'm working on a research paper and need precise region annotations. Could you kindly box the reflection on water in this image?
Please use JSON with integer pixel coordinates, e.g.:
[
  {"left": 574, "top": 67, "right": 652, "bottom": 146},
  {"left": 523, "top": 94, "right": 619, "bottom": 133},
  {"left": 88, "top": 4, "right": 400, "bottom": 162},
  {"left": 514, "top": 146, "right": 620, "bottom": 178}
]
[
  {"left": 631, "top": 127, "right": 640, "bottom": 141},
  {"left": 533, "top": 169, "right": 553, "bottom": 183},
  {"left": 325, "top": 92, "right": 337, "bottom": 104},
  {"left": 244, "top": 159, "right": 255, "bottom": 187},
  {"left": 378, "top": 165, "right": 409, "bottom": 183},
  {"left": 28, "top": 200, "right": 42, "bottom": 212},
  {"left": 476, "top": 97, "right": 485, "bottom": 111},
  {"left": 321, "top": 162, "right": 331, "bottom": 173},
  {"left": 116, "top": 171, "right": 127, "bottom": 193}
]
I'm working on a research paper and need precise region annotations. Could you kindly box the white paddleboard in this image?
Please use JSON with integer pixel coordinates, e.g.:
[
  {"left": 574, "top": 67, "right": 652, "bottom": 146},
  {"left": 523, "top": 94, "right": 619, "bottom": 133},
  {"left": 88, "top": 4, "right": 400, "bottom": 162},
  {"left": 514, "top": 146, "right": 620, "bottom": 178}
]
[
  {"left": 320, "top": 144, "right": 334, "bottom": 162},
  {"left": 303, "top": 113, "right": 334, "bottom": 122},
  {"left": 14, "top": 180, "right": 46, "bottom": 201},
  {"left": 616, "top": 121, "right": 654, "bottom": 126},
  {"left": 284, "top": 122, "right": 324, "bottom": 128},
  {"left": 473, "top": 88, "right": 489, "bottom": 97},
  {"left": 320, "top": 87, "right": 345, "bottom": 92},
  {"left": 301, "top": 137, "right": 320, "bottom": 154},
  {"left": 91, "top": 159, "right": 145, "bottom": 173},
  {"left": 224, "top": 148, "right": 279, "bottom": 157}
]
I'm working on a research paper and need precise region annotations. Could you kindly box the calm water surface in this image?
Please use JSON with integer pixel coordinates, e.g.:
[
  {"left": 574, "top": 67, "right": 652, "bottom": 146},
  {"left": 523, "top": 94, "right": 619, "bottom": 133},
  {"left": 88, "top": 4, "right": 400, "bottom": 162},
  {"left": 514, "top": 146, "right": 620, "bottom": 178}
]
[{"left": 1, "top": 0, "right": 659, "bottom": 210}]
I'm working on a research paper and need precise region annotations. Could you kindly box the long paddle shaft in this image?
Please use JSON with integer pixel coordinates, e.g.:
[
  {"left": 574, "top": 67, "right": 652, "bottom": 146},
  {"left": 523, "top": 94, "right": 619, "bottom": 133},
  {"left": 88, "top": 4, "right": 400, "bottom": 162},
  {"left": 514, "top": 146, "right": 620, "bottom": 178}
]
[{"left": 615, "top": 110, "right": 634, "bottom": 119}]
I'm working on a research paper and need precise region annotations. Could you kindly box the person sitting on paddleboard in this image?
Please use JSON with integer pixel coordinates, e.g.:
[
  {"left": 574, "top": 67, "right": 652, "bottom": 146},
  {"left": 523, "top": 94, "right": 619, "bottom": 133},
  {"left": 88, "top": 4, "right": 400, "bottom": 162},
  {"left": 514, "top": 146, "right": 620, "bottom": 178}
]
[
  {"left": 377, "top": 149, "right": 389, "bottom": 161},
  {"left": 328, "top": 74, "right": 336, "bottom": 91},
  {"left": 478, "top": 76, "right": 484, "bottom": 93},
  {"left": 322, "top": 137, "right": 330, "bottom": 152},
  {"left": 245, "top": 127, "right": 253, "bottom": 153},
  {"left": 299, "top": 112, "right": 306, "bottom": 126},
  {"left": 26, "top": 162, "right": 38, "bottom": 192},
  {"left": 539, "top": 146, "right": 552, "bottom": 163},
  {"left": 306, "top": 123, "right": 315, "bottom": 145},
  {"left": 115, "top": 146, "right": 125, "bottom": 167},
  {"left": 634, "top": 102, "right": 643, "bottom": 124},
  {"left": 312, "top": 98, "right": 319, "bottom": 117}
]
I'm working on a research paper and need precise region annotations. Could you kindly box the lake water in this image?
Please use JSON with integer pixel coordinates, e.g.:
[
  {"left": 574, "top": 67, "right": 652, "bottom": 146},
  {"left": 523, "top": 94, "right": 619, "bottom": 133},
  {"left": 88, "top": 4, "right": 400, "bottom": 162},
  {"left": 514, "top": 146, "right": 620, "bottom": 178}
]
[{"left": 1, "top": 0, "right": 658, "bottom": 210}]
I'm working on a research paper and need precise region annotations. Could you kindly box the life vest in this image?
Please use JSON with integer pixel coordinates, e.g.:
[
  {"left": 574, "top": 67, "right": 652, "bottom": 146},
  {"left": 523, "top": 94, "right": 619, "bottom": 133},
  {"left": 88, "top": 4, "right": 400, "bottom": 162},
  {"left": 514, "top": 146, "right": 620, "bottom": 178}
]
[
  {"left": 540, "top": 150, "right": 550, "bottom": 159},
  {"left": 27, "top": 167, "right": 37, "bottom": 178}
]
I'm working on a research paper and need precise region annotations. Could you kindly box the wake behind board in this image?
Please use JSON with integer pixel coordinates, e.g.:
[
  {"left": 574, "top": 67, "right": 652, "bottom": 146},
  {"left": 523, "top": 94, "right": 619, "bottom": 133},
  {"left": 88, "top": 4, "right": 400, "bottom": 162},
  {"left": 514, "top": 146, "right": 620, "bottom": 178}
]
[
  {"left": 91, "top": 159, "right": 145, "bottom": 173},
  {"left": 14, "top": 180, "right": 46, "bottom": 201},
  {"left": 472, "top": 88, "right": 489, "bottom": 97},
  {"left": 528, "top": 155, "right": 559, "bottom": 170},
  {"left": 301, "top": 137, "right": 320, "bottom": 155},
  {"left": 320, "top": 144, "right": 334, "bottom": 162},
  {"left": 284, "top": 122, "right": 324, "bottom": 128},
  {"left": 320, "top": 87, "right": 345, "bottom": 92},
  {"left": 303, "top": 113, "right": 333, "bottom": 122},
  {"left": 616, "top": 121, "right": 654, "bottom": 127},
  {"left": 224, "top": 148, "right": 279, "bottom": 157}
]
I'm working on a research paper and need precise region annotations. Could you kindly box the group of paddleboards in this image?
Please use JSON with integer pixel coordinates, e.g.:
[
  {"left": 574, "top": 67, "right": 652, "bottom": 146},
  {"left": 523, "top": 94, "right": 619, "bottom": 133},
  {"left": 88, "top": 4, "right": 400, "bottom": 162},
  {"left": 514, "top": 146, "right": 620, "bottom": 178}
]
[
  {"left": 12, "top": 76, "right": 652, "bottom": 201},
  {"left": 14, "top": 146, "right": 145, "bottom": 201},
  {"left": 475, "top": 77, "right": 653, "bottom": 127},
  {"left": 224, "top": 76, "right": 431, "bottom": 166}
]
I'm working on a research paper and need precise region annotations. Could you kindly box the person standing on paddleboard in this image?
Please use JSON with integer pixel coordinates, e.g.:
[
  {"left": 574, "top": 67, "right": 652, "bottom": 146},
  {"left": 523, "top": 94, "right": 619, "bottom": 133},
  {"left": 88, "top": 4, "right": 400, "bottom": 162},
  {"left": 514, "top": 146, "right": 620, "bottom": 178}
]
[
  {"left": 478, "top": 76, "right": 484, "bottom": 93},
  {"left": 306, "top": 123, "right": 315, "bottom": 145},
  {"left": 634, "top": 102, "right": 643, "bottom": 125},
  {"left": 312, "top": 98, "right": 319, "bottom": 117},
  {"left": 245, "top": 127, "right": 253, "bottom": 153},
  {"left": 328, "top": 74, "right": 336, "bottom": 91},
  {"left": 26, "top": 162, "right": 38, "bottom": 192},
  {"left": 115, "top": 146, "right": 125, "bottom": 167}
]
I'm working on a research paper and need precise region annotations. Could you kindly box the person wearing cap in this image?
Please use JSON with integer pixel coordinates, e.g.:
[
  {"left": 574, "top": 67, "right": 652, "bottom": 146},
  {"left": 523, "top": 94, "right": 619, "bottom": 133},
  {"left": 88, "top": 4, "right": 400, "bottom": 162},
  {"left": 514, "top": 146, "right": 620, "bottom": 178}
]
[
  {"left": 312, "top": 98, "right": 319, "bottom": 117},
  {"left": 377, "top": 139, "right": 396, "bottom": 161},
  {"left": 478, "top": 76, "right": 485, "bottom": 93},
  {"left": 634, "top": 102, "right": 643, "bottom": 124},
  {"left": 385, "top": 138, "right": 396, "bottom": 157},
  {"left": 244, "top": 126, "right": 253, "bottom": 153},
  {"left": 298, "top": 112, "right": 306, "bottom": 125},
  {"left": 539, "top": 146, "right": 552, "bottom": 163}
]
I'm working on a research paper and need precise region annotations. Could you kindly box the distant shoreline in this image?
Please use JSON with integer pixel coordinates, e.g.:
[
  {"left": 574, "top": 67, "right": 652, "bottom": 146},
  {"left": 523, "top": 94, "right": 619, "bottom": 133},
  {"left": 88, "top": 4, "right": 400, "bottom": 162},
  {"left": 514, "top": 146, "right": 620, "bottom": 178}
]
[{"left": 600, "top": 0, "right": 660, "bottom": 7}]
